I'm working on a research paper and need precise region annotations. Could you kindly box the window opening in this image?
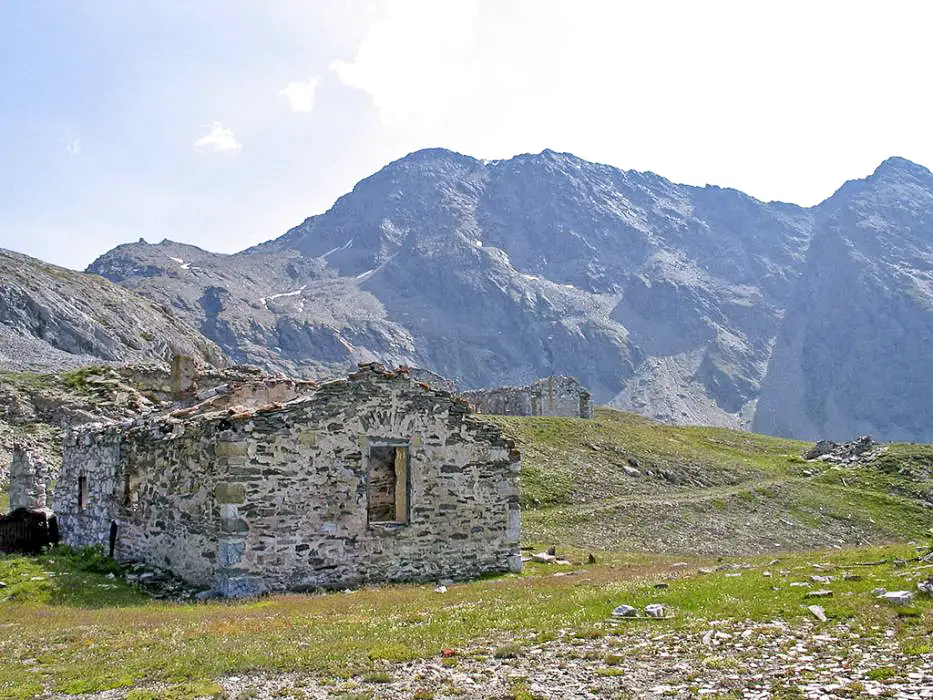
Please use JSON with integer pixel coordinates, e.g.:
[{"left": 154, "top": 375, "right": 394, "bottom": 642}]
[
  {"left": 108, "top": 521, "right": 118, "bottom": 558},
  {"left": 122, "top": 471, "right": 140, "bottom": 509},
  {"left": 367, "top": 444, "right": 409, "bottom": 524},
  {"left": 78, "top": 474, "right": 89, "bottom": 511}
]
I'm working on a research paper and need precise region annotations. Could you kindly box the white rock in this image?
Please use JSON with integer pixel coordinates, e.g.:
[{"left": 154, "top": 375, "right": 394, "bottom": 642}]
[
  {"left": 877, "top": 590, "right": 914, "bottom": 605},
  {"left": 808, "top": 605, "right": 828, "bottom": 622},
  {"left": 611, "top": 604, "right": 638, "bottom": 618},
  {"left": 644, "top": 603, "right": 666, "bottom": 618}
]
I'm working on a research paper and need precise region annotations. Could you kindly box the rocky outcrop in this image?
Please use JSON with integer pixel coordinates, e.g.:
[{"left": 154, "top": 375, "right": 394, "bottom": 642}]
[
  {"left": 0, "top": 248, "right": 227, "bottom": 373},
  {"left": 803, "top": 436, "right": 882, "bottom": 464},
  {"left": 0, "top": 367, "right": 161, "bottom": 490},
  {"left": 0, "top": 362, "right": 284, "bottom": 490}
]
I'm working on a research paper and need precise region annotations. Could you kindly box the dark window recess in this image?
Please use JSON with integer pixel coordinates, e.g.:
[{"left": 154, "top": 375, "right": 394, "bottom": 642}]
[
  {"left": 108, "top": 521, "right": 118, "bottom": 558},
  {"left": 78, "top": 474, "right": 89, "bottom": 511},
  {"left": 367, "top": 445, "right": 409, "bottom": 524}
]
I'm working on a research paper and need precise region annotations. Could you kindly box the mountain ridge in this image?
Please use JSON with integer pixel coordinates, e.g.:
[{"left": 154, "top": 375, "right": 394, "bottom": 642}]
[
  {"left": 0, "top": 248, "right": 227, "bottom": 372},
  {"left": 23, "top": 149, "right": 932, "bottom": 442}
]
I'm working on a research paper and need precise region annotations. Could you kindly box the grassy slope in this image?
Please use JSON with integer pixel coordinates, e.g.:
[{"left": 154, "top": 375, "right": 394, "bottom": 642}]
[
  {"left": 1, "top": 544, "right": 931, "bottom": 697},
  {"left": 491, "top": 408, "right": 933, "bottom": 554}
]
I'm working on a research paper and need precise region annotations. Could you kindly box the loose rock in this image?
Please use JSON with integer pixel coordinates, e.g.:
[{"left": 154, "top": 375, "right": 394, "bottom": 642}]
[
  {"left": 877, "top": 590, "right": 914, "bottom": 605},
  {"left": 611, "top": 604, "right": 638, "bottom": 618},
  {"left": 805, "top": 589, "right": 833, "bottom": 598},
  {"left": 807, "top": 605, "right": 827, "bottom": 622},
  {"left": 644, "top": 603, "right": 666, "bottom": 618}
]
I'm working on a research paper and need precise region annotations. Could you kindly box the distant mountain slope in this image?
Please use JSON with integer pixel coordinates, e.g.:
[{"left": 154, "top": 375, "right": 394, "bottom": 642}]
[
  {"left": 754, "top": 158, "right": 933, "bottom": 441},
  {"left": 0, "top": 248, "right": 226, "bottom": 372},
  {"left": 85, "top": 149, "right": 933, "bottom": 441}
]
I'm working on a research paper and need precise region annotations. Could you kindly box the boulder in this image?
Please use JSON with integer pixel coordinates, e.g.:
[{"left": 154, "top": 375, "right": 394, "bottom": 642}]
[{"left": 804, "top": 440, "right": 838, "bottom": 460}]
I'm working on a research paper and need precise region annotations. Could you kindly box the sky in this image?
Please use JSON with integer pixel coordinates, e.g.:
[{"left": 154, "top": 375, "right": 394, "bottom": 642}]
[{"left": 2, "top": 1, "right": 932, "bottom": 270}]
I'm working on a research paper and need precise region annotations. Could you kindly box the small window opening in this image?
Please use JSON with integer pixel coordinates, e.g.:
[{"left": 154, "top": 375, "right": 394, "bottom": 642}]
[
  {"left": 122, "top": 472, "right": 140, "bottom": 509},
  {"left": 77, "top": 474, "right": 89, "bottom": 511},
  {"left": 367, "top": 445, "right": 409, "bottom": 524}
]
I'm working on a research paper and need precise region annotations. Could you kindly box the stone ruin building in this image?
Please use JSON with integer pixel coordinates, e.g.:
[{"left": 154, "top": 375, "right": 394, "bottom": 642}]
[
  {"left": 461, "top": 376, "right": 593, "bottom": 419},
  {"left": 1, "top": 445, "right": 58, "bottom": 554},
  {"left": 50, "top": 363, "right": 522, "bottom": 597},
  {"left": 8, "top": 443, "right": 51, "bottom": 512}
]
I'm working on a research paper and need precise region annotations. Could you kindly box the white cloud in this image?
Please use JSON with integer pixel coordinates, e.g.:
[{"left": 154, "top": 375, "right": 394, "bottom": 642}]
[
  {"left": 195, "top": 122, "right": 241, "bottom": 151},
  {"left": 66, "top": 138, "right": 81, "bottom": 156},
  {"left": 330, "top": 0, "right": 480, "bottom": 125},
  {"left": 279, "top": 77, "right": 320, "bottom": 113}
]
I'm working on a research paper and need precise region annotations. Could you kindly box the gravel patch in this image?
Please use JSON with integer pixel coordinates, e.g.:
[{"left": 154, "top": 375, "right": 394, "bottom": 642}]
[{"left": 61, "top": 619, "right": 932, "bottom": 699}]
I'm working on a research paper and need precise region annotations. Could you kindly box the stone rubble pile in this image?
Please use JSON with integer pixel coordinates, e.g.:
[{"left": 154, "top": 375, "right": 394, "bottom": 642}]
[
  {"left": 123, "top": 562, "right": 204, "bottom": 600},
  {"left": 804, "top": 435, "right": 885, "bottom": 464}
]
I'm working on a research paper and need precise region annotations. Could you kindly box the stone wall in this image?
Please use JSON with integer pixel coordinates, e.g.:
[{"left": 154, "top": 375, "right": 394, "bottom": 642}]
[
  {"left": 8, "top": 444, "right": 51, "bottom": 512},
  {"left": 117, "top": 362, "right": 305, "bottom": 408},
  {"left": 462, "top": 376, "right": 593, "bottom": 418},
  {"left": 408, "top": 367, "right": 458, "bottom": 395},
  {"left": 55, "top": 364, "right": 521, "bottom": 596}
]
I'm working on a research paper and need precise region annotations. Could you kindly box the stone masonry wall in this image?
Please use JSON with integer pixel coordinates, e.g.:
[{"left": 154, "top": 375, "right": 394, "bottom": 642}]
[
  {"left": 462, "top": 375, "right": 593, "bottom": 418},
  {"left": 461, "top": 386, "right": 534, "bottom": 417},
  {"left": 9, "top": 444, "right": 52, "bottom": 511},
  {"left": 532, "top": 376, "right": 594, "bottom": 419},
  {"left": 55, "top": 366, "right": 521, "bottom": 596}
]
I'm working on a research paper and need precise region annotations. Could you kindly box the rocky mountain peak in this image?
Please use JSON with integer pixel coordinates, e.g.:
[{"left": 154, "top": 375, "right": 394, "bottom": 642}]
[{"left": 870, "top": 155, "right": 933, "bottom": 181}]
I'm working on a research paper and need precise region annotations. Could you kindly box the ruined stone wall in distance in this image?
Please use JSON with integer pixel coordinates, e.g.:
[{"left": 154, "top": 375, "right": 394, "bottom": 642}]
[
  {"left": 532, "top": 376, "right": 593, "bottom": 418},
  {"left": 8, "top": 444, "right": 51, "bottom": 511},
  {"left": 460, "top": 386, "right": 534, "bottom": 416},
  {"left": 462, "top": 376, "right": 593, "bottom": 418}
]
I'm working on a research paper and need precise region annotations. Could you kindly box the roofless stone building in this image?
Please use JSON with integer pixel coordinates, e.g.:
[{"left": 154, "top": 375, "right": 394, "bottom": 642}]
[
  {"left": 462, "top": 376, "right": 593, "bottom": 419},
  {"left": 53, "top": 364, "right": 522, "bottom": 597}
]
